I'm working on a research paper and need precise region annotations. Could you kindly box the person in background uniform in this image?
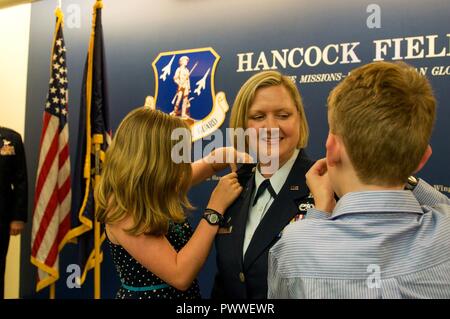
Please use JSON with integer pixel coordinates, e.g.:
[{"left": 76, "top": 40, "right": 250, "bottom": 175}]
[
  {"left": 268, "top": 61, "right": 450, "bottom": 299},
  {"left": 0, "top": 127, "right": 28, "bottom": 299},
  {"left": 211, "top": 71, "right": 315, "bottom": 299}
]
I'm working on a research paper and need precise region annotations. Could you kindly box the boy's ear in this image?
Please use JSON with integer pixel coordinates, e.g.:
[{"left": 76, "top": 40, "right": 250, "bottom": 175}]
[
  {"left": 414, "top": 145, "right": 432, "bottom": 174},
  {"left": 326, "top": 133, "right": 341, "bottom": 166}
]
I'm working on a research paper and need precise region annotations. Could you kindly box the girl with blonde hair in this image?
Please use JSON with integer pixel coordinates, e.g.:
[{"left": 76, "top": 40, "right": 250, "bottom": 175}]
[{"left": 96, "top": 107, "right": 243, "bottom": 299}]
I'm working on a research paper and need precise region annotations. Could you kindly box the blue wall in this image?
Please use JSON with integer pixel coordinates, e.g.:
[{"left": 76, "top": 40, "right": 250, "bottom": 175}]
[{"left": 21, "top": 0, "right": 450, "bottom": 298}]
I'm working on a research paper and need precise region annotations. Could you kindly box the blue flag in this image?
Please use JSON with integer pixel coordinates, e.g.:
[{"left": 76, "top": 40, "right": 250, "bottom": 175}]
[{"left": 70, "top": 0, "right": 111, "bottom": 287}]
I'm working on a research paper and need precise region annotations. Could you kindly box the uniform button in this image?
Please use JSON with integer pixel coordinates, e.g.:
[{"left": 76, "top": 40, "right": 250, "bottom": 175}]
[{"left": 239, "top": 272, "right": 245, "bottom": 283}]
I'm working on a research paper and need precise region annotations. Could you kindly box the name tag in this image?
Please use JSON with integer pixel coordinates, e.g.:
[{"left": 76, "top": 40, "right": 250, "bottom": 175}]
[{"left": 217, "top": 226, "right": 233, "bottom": 234}]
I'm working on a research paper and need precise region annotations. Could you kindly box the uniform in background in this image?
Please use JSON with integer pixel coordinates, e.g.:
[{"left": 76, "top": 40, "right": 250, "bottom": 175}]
[{"left": 0, "top": 127, "right": 28, "bottom": 299}]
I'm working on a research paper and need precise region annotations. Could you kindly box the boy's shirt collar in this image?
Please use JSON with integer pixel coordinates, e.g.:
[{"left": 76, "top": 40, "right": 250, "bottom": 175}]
[{"left": 331, "top": 190, "right": 424, "bottom": 219}]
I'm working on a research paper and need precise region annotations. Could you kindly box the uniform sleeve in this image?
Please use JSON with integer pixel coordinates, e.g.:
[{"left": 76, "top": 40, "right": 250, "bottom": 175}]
[
  {"left": 11, "top": 132, "right": 28, "bottom": 222},
  {"left": 210, "top": 272, "right": 227, "bottom": 299}
]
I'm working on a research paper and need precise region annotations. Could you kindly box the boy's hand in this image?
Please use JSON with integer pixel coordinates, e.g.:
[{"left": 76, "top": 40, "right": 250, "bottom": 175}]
[{"left": 306, "top": 158, "right": 336, "bottom": 213}]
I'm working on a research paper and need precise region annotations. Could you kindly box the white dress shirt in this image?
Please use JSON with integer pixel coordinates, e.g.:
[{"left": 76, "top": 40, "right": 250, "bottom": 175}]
[{"left": 242, "top": 149, "right": 300, "bottom": 256}]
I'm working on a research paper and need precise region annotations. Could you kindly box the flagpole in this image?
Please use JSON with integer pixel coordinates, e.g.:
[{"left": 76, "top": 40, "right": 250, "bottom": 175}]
[
  {"left": 49, "top": 1, "right": 61, "bottom": 300},
  {"left": 49, "top": 2, "right": 63, "bottom": 300},
  {"left": 93, "top": 134, "right": 103, "bottom": 299},
  {"left": 92, "top": 0, "right": 104, "bottom": 300},
  {"left": 50, "top": 284, "right": 56, "bottom": 299}
]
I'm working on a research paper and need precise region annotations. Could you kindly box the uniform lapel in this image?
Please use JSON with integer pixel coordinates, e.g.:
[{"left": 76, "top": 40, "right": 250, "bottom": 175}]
[
  {"left": 233, "top": 176, "right": 255, "bottom": 264},
  {"left": 216, "top": 163, "right": 257, "bottom": 276},
  {"left": 243, "top": 151, "right": 312, "bottom": 270}
]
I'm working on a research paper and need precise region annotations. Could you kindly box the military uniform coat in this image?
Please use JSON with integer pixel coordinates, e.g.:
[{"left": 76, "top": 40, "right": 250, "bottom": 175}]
[
  {"left": 211, "top": 150, "right": 314, "bottom": 299},
  {"left": 0, "top": 127, "right": 27, "bottom": 298},
  {"left": 0, "top": 127, "right": 28, "bottom": 226}
]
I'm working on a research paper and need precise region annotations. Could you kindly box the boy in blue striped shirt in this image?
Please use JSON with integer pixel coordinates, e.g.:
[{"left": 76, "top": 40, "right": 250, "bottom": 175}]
[{"left": 268, "top": 61, "right": 450, "bottom": 299}]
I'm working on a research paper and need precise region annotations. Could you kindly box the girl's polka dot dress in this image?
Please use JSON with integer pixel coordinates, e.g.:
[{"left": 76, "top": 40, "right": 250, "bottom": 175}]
[{"left": 108, "top": 221, "right": 201, "bottom": 299}]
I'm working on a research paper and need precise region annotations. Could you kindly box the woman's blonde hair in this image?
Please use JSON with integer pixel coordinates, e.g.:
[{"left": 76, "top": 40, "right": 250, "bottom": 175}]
[
  {"left": 95, "top": 107, "right": 193, "bottom": 236},
  {"left": 229, "top": 70, "right": 309, "bottom": 148}
]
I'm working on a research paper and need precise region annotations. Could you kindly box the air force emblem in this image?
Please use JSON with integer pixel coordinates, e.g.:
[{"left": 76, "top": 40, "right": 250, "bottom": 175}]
[{"left": 152, "top": 47, "right": 229, "bottom": 141}]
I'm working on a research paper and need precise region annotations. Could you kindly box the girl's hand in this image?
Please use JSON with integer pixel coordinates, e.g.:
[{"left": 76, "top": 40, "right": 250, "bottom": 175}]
[
  {"left": 206, "top": 147, "right": 255, "bottom": 172},
  {"left": 207, "top": 172, "right": 243, "bottom": 214}
]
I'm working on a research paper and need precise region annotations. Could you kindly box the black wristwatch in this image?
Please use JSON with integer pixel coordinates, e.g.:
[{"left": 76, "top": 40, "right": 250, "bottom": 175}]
[
  {"left": 203, "top": 208, "right": 224, "bottom": 226},
  {"left": 405, "top": 176, "right": 419, "bottom": 191}
]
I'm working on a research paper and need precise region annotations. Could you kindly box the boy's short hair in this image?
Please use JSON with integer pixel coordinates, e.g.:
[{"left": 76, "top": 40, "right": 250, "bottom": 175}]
[{"left": 328, "top": 61, "right": 436, "bottom": 185}]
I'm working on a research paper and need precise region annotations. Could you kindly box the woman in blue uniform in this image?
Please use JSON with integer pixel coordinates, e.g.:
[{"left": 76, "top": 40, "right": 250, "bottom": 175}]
[{"left": 211, "top": 71, "right": 315, "bottom": 299}]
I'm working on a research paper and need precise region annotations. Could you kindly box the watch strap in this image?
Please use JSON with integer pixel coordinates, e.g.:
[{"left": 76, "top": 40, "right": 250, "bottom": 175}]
[{"left": 203, "top": 208, "right": 224, "bottom": 226}]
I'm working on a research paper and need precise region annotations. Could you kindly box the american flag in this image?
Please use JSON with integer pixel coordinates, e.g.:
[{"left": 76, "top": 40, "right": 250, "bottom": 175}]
[{"left": 30, "top": 9, "right": 73, "bottom": 292}]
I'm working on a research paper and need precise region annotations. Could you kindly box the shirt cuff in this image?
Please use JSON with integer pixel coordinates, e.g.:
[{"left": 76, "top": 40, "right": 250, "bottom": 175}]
[{"left": 305, "top": 208, "right": 330, "bottom": 220}]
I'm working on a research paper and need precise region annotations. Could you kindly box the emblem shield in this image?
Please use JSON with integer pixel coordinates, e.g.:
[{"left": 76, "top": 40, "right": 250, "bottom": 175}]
[{"left": 152, "top": 47, "right": 229, "bottom": 141}]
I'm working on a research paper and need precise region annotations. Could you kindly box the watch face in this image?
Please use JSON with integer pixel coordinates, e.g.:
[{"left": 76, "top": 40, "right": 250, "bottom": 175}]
[{"left": 209, "top": 214, "right": 219, "bottom": 224}]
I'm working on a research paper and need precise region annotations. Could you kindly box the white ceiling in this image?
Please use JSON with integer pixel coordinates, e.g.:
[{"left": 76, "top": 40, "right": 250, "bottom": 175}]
[{"left": 0, "top": 0, "right": 40, "bottom": 9}]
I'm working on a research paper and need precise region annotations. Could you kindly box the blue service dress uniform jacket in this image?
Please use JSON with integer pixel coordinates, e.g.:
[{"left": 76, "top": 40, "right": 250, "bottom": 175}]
[
  {"left": 0, "top": 127, "right": 28, "bottom": 298},
  {"left": 0, "top": 127, "right": 28, "bottom": 226},
  {"left": 211, "top": 150, "right": 314, "bottom": 299}
]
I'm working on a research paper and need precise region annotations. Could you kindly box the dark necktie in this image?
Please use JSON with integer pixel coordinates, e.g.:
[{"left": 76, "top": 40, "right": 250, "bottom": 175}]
[{"left": 252, "top": 179, "right": 277, "bottom": 206}]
